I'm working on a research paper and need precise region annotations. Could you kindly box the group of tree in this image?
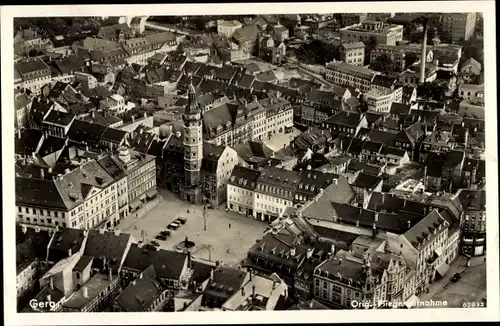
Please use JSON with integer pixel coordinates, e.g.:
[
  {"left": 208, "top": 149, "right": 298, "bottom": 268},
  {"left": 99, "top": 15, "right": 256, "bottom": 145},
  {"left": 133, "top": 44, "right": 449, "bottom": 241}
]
[
  {"left": 369, "top": 53, "right": 394, "bottom": 72},
  {"left": 458, "top": 38, "right": 484, "bottom": 66},
  {"left": 417, "top": 80, "right": 448, "bottom": 102},
  {"left": 295, "top": 39, "right": 341, "bottom": 65},
  {"left": 14, "top": 17, "right": 102, "bottom": 46}
]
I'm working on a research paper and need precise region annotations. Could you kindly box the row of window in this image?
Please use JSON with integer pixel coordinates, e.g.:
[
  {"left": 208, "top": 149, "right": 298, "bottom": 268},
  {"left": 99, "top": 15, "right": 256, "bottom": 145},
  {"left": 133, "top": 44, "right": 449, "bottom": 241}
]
[{"left": 18, "top": 206, "right": 66, "bottom": 218}]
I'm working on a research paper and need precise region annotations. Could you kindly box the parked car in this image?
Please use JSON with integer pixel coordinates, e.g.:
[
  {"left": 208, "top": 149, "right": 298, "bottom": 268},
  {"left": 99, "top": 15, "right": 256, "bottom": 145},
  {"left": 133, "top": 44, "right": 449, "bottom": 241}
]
[
  {"left": 160, "top": 230, "right": 171, "bottom": 237},
  {"left": 168, "top": 221, "right": 181, "bottom": 230},
  {"left": 176, "top": 216, "right": 187, "bottom": 225},
  {"left": 150, "top": 240, "right": 160, "bottom": 247},
  {"left": 451, "top": 273, "right": 461, "bottom": 283},
  {"left": 155, "top": 234, "right": 164, "bottom": 240}
]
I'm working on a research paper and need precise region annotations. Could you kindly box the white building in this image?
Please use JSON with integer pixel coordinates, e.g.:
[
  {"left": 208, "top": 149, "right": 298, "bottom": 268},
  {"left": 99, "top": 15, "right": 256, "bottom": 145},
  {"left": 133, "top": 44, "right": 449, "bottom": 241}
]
[
  {"left": 15, "top": 58, "right": 52, "bottom": 95},
  {"left": 217, "top": 20, "right": 243, "bottom": 38},
  {"left": 325, "top": 61, "right": 379, "bottom": 93},
  {"left": 16, "top": 159, "right": 119, "bottom": 230},
  {"left": 458, "top": 83, "right": 484, "bottom": 104}
]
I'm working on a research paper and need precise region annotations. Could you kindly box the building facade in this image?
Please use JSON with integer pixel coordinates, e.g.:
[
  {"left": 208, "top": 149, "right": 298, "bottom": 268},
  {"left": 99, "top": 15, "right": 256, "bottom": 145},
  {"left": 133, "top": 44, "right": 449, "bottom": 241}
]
[
  {"left": 442, "top": 12, "right": 477, "bottom": 41},
  {"left": 340, "top": 42, "right": 366, "bottom": 66},
  {"left": 340, "top": 21, "right": 404, "bottom": 46}
]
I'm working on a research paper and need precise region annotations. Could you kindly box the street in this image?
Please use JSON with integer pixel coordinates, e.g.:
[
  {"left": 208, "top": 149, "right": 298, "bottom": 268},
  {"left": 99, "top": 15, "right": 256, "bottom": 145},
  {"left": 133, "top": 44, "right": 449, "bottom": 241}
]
[
  {"left": 419, "top": 255, "right": 487, "bottom": 308},
  {"left": 118, "top": 189, "right": 268, "bottom": 264}
]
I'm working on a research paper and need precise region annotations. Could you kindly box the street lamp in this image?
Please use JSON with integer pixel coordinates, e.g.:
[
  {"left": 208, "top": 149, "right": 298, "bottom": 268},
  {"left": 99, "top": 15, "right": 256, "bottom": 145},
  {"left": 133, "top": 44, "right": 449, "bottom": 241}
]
[{"left": 203, "top": 205, "right": 207, "bottom": 231}]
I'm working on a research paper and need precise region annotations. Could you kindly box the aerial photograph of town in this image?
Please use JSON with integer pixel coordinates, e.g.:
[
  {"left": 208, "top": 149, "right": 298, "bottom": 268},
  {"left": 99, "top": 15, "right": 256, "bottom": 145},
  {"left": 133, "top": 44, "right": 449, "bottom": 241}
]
[{"left": 13, "top": 11, "right": 488, "bottom": 313}]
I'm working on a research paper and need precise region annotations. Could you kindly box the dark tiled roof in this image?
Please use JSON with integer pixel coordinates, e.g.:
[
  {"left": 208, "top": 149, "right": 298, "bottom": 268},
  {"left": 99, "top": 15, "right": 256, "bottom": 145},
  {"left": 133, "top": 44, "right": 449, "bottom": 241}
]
[
  {"left": 347, "top": 160, "right": 381, "bottom": 175},
  {"left": 15, "top": 129, "right": 44, "bottom": 155},
  {"left": 38, "top": 136, "right": 67, "bottom": 157},
  {"left": 100, "top": 128, "right": 128, "bottom": 143},
  {"left": 404, "top": 210, "right": 448, "bottom": 248},
  {"left": 16, "top": 177, "right": 67, "bottom": 210},
  {"left": 43, "top": 110, "right": 75, "bottom": 126},
  {"left": 122, "top": 244, "right": 187, "bottom": 280},
  {"left": 390, "top": 102, "right": 411, "bottom": 116},
  {"left": 237, "top": 74, "right": 256, "bottom": 88},
  {"left": 48, "top": 228, "right": 86, "bottom": 262},
  {"left": 17, "top": 238, "right": 37, "bottom": 274},
  {"left": 229, "top": 166, "right": 261, "bottom": 190},
  {"left": 68, "top": 119, "right": 108, "bottom": 144},
  {"left": 115, "top": 265, "right": 164, "bottom": 312},
  {"left": 16, "top": 226, "right": 52, "bottom": 259},
  {"left": 74, "top": 255, "right": 94, "bottom": 272},
  {"left": 361, "top": 140, "right": 384, "bottom": 153},
  {"left": 351, "top": 172, "right": 383, "bottom": 190},
  {"left": 192, "top": 260, "right": 216, "bottom": 284},
  {"left": 84, "top": 230, "right": 131, "bottom": 274},
  {"left": 325, "top": 111, "right": 362, "bottom": 128}
]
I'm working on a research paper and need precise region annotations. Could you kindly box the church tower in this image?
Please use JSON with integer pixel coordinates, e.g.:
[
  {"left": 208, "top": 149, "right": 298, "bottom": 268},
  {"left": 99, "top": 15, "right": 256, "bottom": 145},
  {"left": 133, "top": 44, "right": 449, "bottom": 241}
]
[{"left": 181, "top": 77, "right": 203, "bottom": 204}]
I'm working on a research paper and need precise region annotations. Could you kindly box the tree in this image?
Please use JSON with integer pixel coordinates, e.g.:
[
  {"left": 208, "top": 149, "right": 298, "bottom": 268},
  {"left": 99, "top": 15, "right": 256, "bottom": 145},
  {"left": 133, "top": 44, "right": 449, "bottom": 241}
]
[
  {"left": 295, "top": 40, "right": 340, "bottom": 65},
  {"left": 370, "top": 53, "right": 394, "bottom": 72},
  {"left": 405, "top": 52, "right": 419, "bottom": 69},
  {"left": 438, "top": 29, "right": 453, "bottom": 44}
]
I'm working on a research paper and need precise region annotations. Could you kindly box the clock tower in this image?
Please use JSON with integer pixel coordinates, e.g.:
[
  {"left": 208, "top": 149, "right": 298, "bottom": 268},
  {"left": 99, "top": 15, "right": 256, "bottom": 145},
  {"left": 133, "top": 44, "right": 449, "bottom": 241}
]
[{"left": 181, "top": 77, "right": 203, "bottom": 204}]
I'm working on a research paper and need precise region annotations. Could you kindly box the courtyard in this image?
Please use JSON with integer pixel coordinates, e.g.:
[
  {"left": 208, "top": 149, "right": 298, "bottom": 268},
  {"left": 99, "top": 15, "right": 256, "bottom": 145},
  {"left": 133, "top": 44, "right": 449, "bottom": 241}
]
[
  {"left": 118, "top": 189, "right": 268, "bottom": 265},
  {"left": 263, "top": 127, "right": 302, "bottom": 152}
]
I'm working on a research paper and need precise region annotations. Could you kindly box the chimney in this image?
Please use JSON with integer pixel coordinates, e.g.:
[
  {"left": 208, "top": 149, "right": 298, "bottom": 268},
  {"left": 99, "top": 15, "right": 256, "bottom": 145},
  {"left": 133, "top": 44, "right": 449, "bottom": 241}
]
[
  {"left": 309, "top": 300, "right": 314, "bottom": 308},
  {"left": 35, "top": 227, "right": 40, "bottom": 233},
  {"left": 83, "top": 286, "right": 88, "bottom": 298},
  {"left": 252, "top": 285, "right": 256, "bottom": 298},
  {"left": 372, "top": 223, "right": 376, "bottom": 239},
  {"left": 464, "top": 128, "right": 469, "bottom": 149},
  {"left": 306, "top": 248, "right": 314, "bottom": 259},
  {"left": 241, "top": 287, "right": 245, "bottom": 296},
  {"left": 132, "top": 116, "right": 135, "bottom": 123},
  {"left": 137, "top": 242, "right": 144, "bottom": 248},
  {"left": 290, "top": 248, "right": 296, "bottom": 256},
  {"left": 109, "top": 268, "right": 113, "bottom": 281},
  {"left": 22, "top": 225, "right": 27, "bottom": 234},
  {"left": 46, "top": 294, "right": 51, "bottom": 302},
  {"left": 407, "top": 220, "right": 411, "bottom": 229},
  {"left": 374, "top": 212, "right": 379, "bottom": 222},
  {"left": 419, "top": 19, "right": 428, "bottom": 84},
  {"left": 330, "top": 244, "right": 335, "bottom": 254},
  {"left": 49, "top": 277, "right": 54, "bottom": 290},
  {"left": 68, "top": 248, "right": 72, "bottom": 256},
  {"left": 139, "top": 273, "right": 143, "bottom": 279},
  {"left": 210, "top": 268, "right": 214, "bottom": 280},
  {"left": 91, "top": 111, "right": 95, "bottom": 119},
  {"left": 40, "top": 168, "right": 45, "bottom": 179},
  {"left": 339, "top": 259, "right": 343, "bottom": 266},
  {"left": 17, "top": 129, "right": 21, "bottom": 140},
  {"left": 144, "top": 112, "right": 147, "bottom": 119}
]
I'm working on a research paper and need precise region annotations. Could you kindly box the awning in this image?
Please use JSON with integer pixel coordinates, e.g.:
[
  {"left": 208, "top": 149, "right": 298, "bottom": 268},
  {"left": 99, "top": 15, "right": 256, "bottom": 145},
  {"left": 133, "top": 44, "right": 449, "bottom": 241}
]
[
  {"left": 436, "top": 263, "right": 450, "bottom": 277},
  {"left": 129, "top": 199, "right": 142, "bottom": 210},
  {"left": 404, "top": 295, "right": 419, "bottom": 308},
  {"left": 146, "top": 189, "right": 158, "bottom": 199}
]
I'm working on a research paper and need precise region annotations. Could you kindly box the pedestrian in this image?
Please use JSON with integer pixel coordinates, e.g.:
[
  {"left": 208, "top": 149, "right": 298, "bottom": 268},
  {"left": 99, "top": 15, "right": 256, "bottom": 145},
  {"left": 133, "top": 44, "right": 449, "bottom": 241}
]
[{"left": 229, "top": 223, "right": 231, "bottom": 229}]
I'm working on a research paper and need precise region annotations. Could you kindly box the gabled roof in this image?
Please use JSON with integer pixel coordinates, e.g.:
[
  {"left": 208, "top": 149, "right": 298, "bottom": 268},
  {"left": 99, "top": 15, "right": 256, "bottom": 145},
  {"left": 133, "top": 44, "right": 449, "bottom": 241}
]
[
  {"left": 351, "top": 172, "right": 383, "bottom": 190},
  {"left": 122, "top": 244, "right": 188, "bottom": 280},
  {"left": 115, "top": 265, "right": 164, "bottom": 312},
  {"left": 15, "top": 177, "right": 67, "bottom": 210},
  {"left": 325, "top": 111, "right": 362, "bottom": 128},
  {"left": 84, "top": 230, "right": 131, "bottom": 273}
]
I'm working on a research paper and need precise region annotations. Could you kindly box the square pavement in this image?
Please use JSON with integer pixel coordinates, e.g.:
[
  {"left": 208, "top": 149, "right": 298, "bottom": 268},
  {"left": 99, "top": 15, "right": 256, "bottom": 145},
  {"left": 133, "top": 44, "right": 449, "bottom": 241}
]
[{"left": 119, "top": 189, "right": 268, "bottom": 265}]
